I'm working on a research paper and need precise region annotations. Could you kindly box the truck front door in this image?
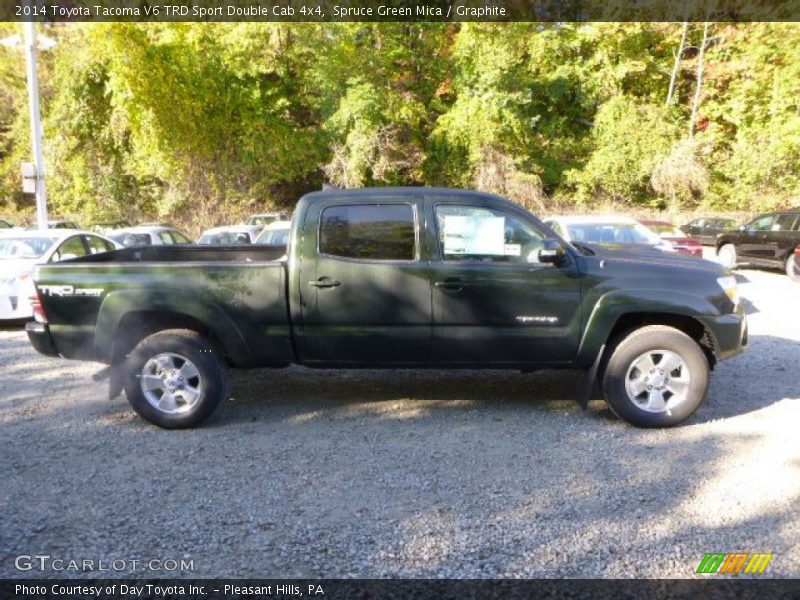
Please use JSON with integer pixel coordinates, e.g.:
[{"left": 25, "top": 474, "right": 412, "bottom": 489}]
[
  {"left": 427, "top": 200, "right": 582, "bottom": 365},
  {"left": 296, "top": 197, "right": 432, "bottom": 364}
]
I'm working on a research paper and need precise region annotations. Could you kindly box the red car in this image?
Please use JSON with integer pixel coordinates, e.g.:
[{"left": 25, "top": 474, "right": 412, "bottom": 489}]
[{"left": 639, "top": 220, "right": 703, "bottom": 257}]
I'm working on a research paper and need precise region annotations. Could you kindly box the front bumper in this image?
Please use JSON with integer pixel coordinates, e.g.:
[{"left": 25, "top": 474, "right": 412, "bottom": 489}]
[
  {"left": 25, "top": 321, "right": 60, "bottom": 357},
  {"left": 699, "top": 304, "right": 748, "bottom": 362}
]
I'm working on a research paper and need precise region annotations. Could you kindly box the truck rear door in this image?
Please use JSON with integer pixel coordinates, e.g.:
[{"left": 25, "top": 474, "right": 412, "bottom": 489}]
[
  {"left": 426, "top": 196, "right": 582, "bottom": 365},
  {"left": 295, "top": 194, "right": 432, "bottom": 364}
]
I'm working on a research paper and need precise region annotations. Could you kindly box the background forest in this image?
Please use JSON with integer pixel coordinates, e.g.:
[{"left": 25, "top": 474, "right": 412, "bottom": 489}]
[{"left": 1, "top": 22, "right": 798, "bottom": 232}]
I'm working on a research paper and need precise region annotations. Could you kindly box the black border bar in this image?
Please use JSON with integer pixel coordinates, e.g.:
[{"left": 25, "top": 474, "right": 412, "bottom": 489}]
[
  {"left": 3, "top": 579, "right": 800, "bottom": 600},
  {"left": 3, "top": 0, "right": 800, "bottom": 23}
]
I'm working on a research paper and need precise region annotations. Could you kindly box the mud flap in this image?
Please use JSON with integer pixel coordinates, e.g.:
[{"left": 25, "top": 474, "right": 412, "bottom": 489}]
[
  {"left": 576, "top": 344, "right": 605, "bottom": 410},
  {"left": 92, "top": 365, "right": 124, "bottom": 400},
  {"left": 109, "top": 365, "right": 123, "bottom": 400}
]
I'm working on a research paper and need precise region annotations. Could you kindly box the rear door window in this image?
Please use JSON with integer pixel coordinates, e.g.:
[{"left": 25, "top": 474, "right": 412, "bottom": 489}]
[
  {"left": 84, "top": 235, "right": 114, "bottom": 254},
  {"left": 772, "top": 214, "right": 798, "bottom": 231},
  {"left": 319, "top": 204, "right": 416, "bottom": 261},
  {"left": 51, "top": 236, "right": 88, "bottom": 262},
  {"left": 170, "top": 230, "right": 192, "bottom": 244}
]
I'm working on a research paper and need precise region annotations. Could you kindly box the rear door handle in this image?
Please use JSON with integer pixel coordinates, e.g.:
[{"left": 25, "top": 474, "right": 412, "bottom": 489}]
[
  {"left": 434, "top": 278, "right": 466, "bottom": 291},
  {"left": 309, "top": 278, "right": 341, "bottom": 289}
]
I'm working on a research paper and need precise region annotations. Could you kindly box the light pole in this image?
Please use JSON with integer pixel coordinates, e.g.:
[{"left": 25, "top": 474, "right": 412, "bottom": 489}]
[
  {"left": 1, "top": 24, "right": 55, "bottom": 230},
  {"left": 24, "top": 22, "right": 48, "bottom": 229}
]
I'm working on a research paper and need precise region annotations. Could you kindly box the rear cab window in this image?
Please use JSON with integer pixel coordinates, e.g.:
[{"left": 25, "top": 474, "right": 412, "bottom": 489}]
[{"left": 319, "top": 204, "right": 417, "bottom": 261}]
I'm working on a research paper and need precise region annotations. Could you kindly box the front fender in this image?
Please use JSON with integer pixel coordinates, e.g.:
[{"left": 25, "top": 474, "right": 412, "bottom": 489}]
[
  {"left": 94, "top": 289, "right": 253, "bottom": 365},
  {"left": 574, "top": 289, "right": 721, "bottom": 367}
]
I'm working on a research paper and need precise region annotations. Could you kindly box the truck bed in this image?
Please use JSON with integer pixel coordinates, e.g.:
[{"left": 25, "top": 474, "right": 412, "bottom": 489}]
[
  {"left": 64, "top": 244, "right": 288, "bottom": 264},
  {"left": 34, "top": 244, "right": 293, "bottom": 367}
]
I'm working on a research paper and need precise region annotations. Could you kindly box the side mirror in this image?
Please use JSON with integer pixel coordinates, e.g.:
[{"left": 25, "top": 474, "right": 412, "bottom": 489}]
[{"left": 538, "top": 238, "right": 566, "bottom": 265}]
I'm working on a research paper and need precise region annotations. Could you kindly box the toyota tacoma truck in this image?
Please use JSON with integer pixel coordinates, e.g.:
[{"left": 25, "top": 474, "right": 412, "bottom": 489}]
[{"left": 25, "top": 188, "right": 747, "bottom": 429}]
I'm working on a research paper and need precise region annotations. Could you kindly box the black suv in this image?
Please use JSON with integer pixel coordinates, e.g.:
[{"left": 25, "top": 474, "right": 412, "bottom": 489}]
[
  {"left": 680, "top": 217, "right": 739, "bottom": 245},
  {"left": 716, "top": 210, "right": 800, "bottom": 281}
]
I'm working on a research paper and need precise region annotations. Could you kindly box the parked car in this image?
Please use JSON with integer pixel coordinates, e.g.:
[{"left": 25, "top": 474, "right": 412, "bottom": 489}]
[
  {"left": 0, "top": 229, "right": 118, "bottom": 320},
  {"left": 108, "top": 226, "right": 193, "bottom": 248},
  {"left": 139, "top": 222, "right": 175, "bottom": 228},
  {"left": 46, "top": 219, "right": 80, "bottom": 230},
  {"left": 89, "top": 220, "right": 131, "bottom": 234},
  {"left": 716, "top": 210, "right": 800, "bottom": 281},
  {"left": 0, "top": 219, "right": 12, "bottom": 228},
  {"left": 639, "top": 220, "right": 703, "bottom": 257},
  {"left": 198, "top": 225, "right": 263, "bottom": 245},
  {"left": 246, "top": 212, "right": 289, "bottom": 227},
  {"left": 254, "top": 220, "right": 291, "bottom": 247},
  {"left": 26, "top": 187, "right": 746, "bottom": 429},
  {"left": 544, "top": 215, "right": 675, "bottom": 254},
  {"left": 680, "top": 217, "right": 740, "bottom": 245}
]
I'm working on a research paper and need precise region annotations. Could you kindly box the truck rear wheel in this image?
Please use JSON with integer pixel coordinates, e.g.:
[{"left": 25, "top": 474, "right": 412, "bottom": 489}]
[
  {"left": 122, "top": 329, "right": 228, "bottom": 428},
  {"left": 602, "top": 325, "right": 709, "bottom": 427}
]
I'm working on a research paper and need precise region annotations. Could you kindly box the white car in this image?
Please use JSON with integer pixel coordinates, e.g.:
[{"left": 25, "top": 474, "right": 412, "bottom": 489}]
[
  {"left": 198, "top": 225, "right": 263, "bottom": 245},
  {"left": 0, "top": 230, "right": 118, "bottom": 320},
  {"left": 543, "top": 215, "right": 674, "bottom": 253},
  {"left": 108, "top": 226, "right": 193, "bottom": 247},
  {"left": 254, "top": 220, "right": 291, "bottom": 246},
  {"left": 246, "top": 212, "right": 289, "bottom": 227}
]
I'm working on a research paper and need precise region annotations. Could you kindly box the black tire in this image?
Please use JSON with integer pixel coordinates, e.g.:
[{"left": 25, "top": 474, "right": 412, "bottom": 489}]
[
  {"left": 122, "top": 329, "right": 228, "bottom": 428},
  {"left": 786, "top": 252, "right": 800, "bottom": 282},
  {"left": 602, "top": 325, "right": 709, "bottom": 428},
  {"left": 717, "top": 243, "right": 737, "bottom": 269}
]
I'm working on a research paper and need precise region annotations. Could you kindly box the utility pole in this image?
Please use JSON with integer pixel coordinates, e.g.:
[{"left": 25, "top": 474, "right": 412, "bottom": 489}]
[
  {"left": 689, "top": 22, "right": 710, "bottom": 141},
  {"left": 24, "top": 21, "right": 49, "bottom": 230}
]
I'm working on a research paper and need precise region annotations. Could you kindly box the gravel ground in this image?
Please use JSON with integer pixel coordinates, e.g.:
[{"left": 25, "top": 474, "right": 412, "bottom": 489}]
[{"left": 1, "top": 258, "right": 798, "bottom": 579}]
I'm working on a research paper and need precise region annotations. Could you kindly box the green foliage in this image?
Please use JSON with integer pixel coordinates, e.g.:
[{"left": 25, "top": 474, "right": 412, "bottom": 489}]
[
  {"left": 1, "top": 22, "right": 799, "bottom": 231},
  {"left": 566, "top": 95, "right": 681, "bottom": 206}
]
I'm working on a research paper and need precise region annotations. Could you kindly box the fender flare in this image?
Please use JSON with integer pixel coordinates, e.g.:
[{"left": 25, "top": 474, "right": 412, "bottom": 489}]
[
  {"left": 574, "top": 288, "right": 720, "bottom": 368},
  {"left": 93, "top": 289, "right": 252, "bottom": 365}
]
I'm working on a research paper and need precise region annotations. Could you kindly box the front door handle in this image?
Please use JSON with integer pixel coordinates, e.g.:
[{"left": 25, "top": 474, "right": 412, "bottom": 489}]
[
  {"left": 434, "top": 277, "right": 466, "bottom": 292},
  {"left": 309, "top": 278, "right": 341, "bottom": 289}
]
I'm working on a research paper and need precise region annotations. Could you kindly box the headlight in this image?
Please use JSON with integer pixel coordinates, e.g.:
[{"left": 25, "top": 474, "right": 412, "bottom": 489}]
[{"left": 716, "top": 275, "right": 739, "bottom": 307}]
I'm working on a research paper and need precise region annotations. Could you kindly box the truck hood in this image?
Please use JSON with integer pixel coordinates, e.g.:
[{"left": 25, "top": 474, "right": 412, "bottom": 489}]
[{"left": 581, "top": 242, "right": 724, "bottom": 274}]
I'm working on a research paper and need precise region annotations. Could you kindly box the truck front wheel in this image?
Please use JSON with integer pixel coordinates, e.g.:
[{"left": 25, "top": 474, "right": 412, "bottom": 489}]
[
  {"left": 717, "top": 244, "right": 737, "bottom": 269},
  {"left": 786, "top": 252, "right": 800, "bottom": 282},
  {"left": 602, "top": 325, "right": 709, "bottom": 427},
  {"left": 122, "top": 329, "right": 229, "bottom": 428}
]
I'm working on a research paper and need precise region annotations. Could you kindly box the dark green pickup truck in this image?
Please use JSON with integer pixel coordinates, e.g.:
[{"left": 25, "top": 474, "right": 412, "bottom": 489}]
[{"left": 26, "top": 188, "right": 747, "bottom": 428}]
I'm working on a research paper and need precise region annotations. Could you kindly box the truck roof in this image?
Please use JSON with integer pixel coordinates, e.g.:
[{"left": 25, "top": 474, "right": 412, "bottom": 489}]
[
  {"left": 302, "top": 186, "right": 501, "bottom": 200},
  {"left": 298, "top": 187, "right": 522, "bottom": 215}
]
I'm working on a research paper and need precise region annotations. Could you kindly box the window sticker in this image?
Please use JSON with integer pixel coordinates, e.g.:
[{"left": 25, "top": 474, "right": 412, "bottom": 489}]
[
  {"left": 504, "top": 243, "right": 521, "bottom": 256},
  {"left": 443, "top": 215, "right": 505, "bottom": 256}
]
